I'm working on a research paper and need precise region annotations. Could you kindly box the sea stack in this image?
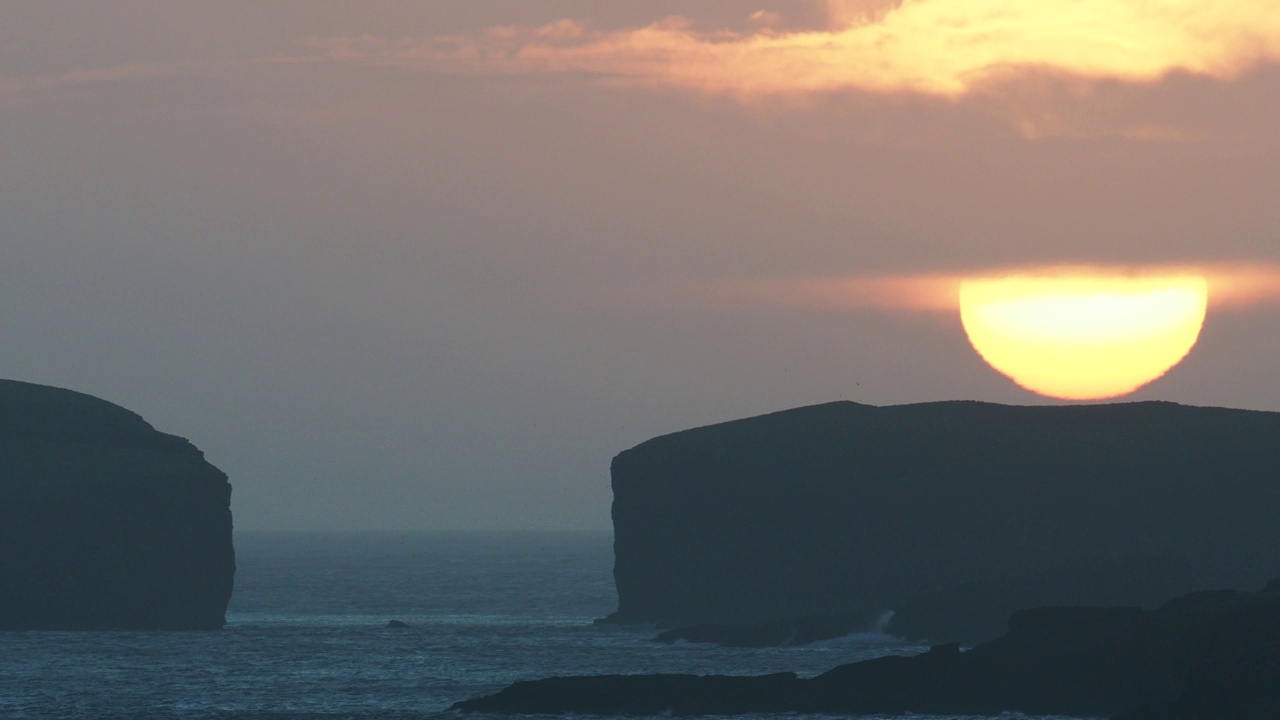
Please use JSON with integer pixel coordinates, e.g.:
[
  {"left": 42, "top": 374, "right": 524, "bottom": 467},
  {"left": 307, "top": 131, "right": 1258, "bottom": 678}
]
[
  {"left": 605, "top": 400, "right": 1280, "bottom": 643},
  {"left": 0, "top": 379, "right": 235, "bottom": 630}
]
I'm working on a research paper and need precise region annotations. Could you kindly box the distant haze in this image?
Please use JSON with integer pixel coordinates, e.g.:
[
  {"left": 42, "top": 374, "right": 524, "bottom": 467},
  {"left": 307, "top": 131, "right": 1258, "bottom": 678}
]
[{"left": 3, "top": 2, "right": 1279, "bottom": 531}]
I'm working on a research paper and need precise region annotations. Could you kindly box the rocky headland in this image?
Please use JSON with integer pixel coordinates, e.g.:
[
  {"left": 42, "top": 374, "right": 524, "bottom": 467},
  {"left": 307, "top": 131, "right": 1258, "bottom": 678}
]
[
  {"left": 0, "top": 379, "right": 235, "bottom": 630},
  {"left": 604, "top": 400, "right": 1280, "bottom": 644},
  {"left": 455, "top": 582, "right": 1280, "bottom": 718}
]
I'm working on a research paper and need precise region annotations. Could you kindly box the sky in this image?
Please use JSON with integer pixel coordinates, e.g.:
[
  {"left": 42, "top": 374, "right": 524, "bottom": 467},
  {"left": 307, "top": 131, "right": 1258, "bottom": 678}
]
[{"left": 3, "top": 1, "right": 1280, "bottom": 531}]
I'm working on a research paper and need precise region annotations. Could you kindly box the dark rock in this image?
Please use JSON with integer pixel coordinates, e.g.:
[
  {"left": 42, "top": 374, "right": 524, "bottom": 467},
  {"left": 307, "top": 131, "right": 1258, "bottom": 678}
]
[
  {"left": 0, "top": 379, "right": 234, "bottom": 630},
  {"left": 654, "top": 622, "right": 794, "bottom": 647},
  {"left": 1115, "top": 699, "right": 1280, "bottom": 720},
  {"left": 385, "top": 620, "right": 412, "bottom": 629},
  {"left": 653, "top": 612, "right": 873, "bottom": 647},
  {"left": 454, "top": 587, "right": 1280, "bottom": 718},
  {"left": 1265, "top": 577, "right": 1280, "bottom": 593},
  {"left": 605, "top": 400, "right": 1280, "bottom": 643},
  {"left": 1160, "top": 589, "right": 1241, "bottom": 611},
  {"left": 927, "top": 641, "right": 962, "bottom": 657},
  {"left": 453, "top": 672, "right": 803, "bottom": 716}
]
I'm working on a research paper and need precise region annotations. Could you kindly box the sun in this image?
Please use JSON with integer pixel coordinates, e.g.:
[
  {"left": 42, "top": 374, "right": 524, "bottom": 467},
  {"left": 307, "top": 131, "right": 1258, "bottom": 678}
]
[{"left": 959, "top": 272, "right": 1209, "bottom": 400}]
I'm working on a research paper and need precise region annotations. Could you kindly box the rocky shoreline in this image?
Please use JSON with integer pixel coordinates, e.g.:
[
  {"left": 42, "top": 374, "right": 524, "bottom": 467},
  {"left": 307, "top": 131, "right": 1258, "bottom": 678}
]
[{"left": 455, "top": 581, "right": 1280, "bottom": 719}]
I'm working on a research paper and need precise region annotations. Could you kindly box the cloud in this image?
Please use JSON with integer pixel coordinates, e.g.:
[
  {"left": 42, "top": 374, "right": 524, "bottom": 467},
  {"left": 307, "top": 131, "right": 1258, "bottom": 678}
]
[
  {"left": 0, "top": 62, "right": 205, "bottom": 108},
  {"left": 1205, "top": 264, "right": 1280, "bottom": 309},
  {"left": 688, "top": 274, "right": 962, "bottom": 313},
  {"left": 307, "top": 0, "right": 1280, "bottom": 99},
  {"left": 666, "top": 263, "right": 1280, "bottom": 315}
]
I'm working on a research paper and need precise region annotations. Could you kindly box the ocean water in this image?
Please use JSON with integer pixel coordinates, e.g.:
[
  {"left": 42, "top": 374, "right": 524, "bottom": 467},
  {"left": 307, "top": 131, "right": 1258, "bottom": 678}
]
[{"left": 0, "top": 532, "right": 1093, "bottom": 720}]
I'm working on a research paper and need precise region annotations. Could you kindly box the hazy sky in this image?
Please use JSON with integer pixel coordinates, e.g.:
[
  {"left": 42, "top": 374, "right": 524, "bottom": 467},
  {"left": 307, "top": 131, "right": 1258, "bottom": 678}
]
[{"left": 4, "top": 1, "right": 1279, "bottom": 531}]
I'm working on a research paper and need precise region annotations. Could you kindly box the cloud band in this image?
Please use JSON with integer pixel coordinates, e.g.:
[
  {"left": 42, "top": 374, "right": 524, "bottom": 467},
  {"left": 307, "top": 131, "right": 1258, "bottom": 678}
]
[{"left": 330, "top": 1, "right": 1280, "bottom": 98}]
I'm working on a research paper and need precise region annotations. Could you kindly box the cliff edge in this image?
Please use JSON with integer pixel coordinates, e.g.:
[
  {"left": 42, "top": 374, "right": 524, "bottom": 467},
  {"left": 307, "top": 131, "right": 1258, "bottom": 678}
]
[
  {"left": 0, "top": 379, "right": 235, "bottom": 629},
  {"left": 606, "top": 400, "right": 1280, "bottom": 643}
]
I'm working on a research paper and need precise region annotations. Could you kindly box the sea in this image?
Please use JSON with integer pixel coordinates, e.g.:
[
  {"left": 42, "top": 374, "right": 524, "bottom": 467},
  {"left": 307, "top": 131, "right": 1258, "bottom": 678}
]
[{"left": 0, "top": 531, "right": 1096, "bottom": 720}]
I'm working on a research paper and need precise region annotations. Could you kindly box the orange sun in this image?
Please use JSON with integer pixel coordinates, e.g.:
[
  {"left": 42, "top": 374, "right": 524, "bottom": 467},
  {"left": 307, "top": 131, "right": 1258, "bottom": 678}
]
[{"left": 959, "top": 273, "right": 1209, "bottom": 400}]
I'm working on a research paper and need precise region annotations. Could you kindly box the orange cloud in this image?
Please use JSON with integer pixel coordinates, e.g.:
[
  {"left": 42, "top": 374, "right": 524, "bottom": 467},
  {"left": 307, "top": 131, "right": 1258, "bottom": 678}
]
[
  {"left": 1, "top": 62, "right": 207, "bottom": 108},
  {"left": 1204, "top": 264, "right": 1280, "bottom": 309},
  {"left": 692, "top": 274, "right": 961, "bottom": 312},
  {"left": 393, "top": 0, "right": 1280, "bottom": 98},
  {"left": 679, "top": 263, "right": 1280, "bottom": 314}
]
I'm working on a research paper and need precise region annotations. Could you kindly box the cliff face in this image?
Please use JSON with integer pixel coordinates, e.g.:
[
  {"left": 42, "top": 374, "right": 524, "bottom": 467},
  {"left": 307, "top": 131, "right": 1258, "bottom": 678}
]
[
  {"left": 607, "top": 401, "right": 1280, "bottom": 643},
  {"left": 0, "top": 379, "right": 235, "bottom": 630}
]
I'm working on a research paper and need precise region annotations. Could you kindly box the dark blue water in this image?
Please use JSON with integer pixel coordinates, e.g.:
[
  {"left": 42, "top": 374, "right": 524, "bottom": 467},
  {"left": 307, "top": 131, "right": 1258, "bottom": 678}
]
[{"left": 0, "top": 532, "right": 1091, "bottom": 719}]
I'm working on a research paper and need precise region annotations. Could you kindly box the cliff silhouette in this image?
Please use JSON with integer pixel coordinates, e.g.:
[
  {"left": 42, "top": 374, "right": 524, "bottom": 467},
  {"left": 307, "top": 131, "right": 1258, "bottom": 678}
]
[
  {"left": 605, "top": 400, "right": 1280, "bottom": 643},
  {"left": 0, "top": 379, "right": 234, "bottom": 630}
]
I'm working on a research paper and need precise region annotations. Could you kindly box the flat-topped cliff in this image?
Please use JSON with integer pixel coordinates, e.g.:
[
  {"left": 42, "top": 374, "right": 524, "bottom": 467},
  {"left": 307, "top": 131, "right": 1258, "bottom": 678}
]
[
  {"left": 605, "top": 400, "right": 1280, "bottom": 643},
  {"left": 0, "top": 379, "right": 234, "bottom": 629}
]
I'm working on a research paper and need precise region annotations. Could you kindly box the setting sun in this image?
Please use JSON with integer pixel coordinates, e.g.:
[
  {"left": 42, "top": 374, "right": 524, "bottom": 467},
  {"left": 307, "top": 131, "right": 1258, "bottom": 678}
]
[{"left": 959, "top": 273, "right": 1209, "bottom": 400}]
